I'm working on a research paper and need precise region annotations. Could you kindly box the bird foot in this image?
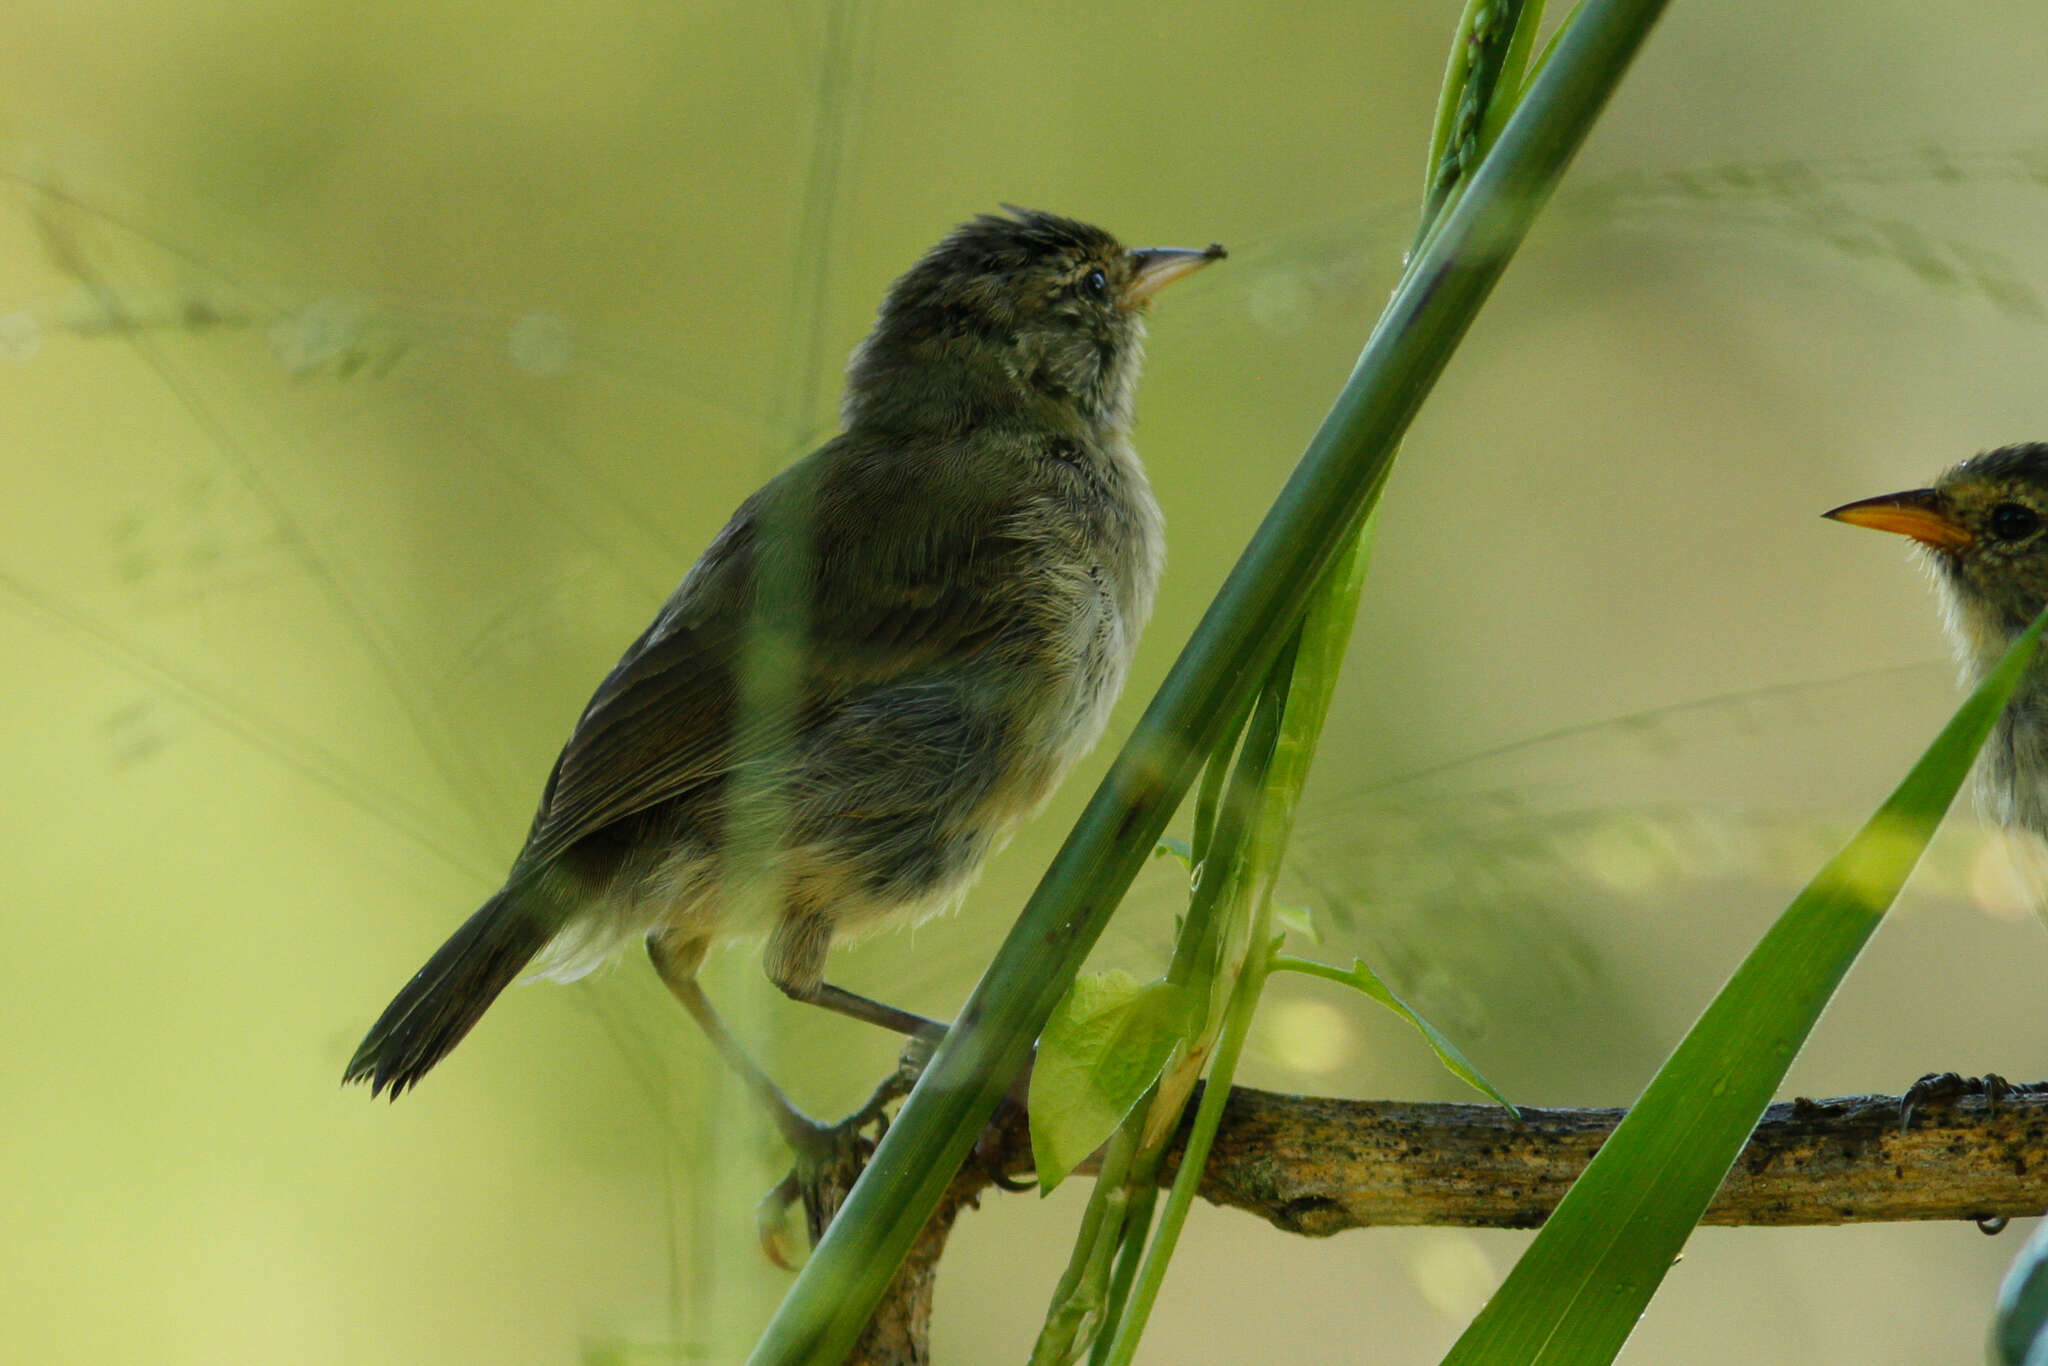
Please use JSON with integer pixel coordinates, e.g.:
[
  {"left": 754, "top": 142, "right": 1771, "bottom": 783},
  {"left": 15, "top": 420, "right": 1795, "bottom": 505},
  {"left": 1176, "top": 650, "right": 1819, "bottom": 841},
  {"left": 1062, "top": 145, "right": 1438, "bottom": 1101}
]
[
  {"left": 1897, "top": 1071, "right": 2046, "bottom": 1130},
  {"left": 973, "top": 1092, "right": 1037, "bottom": 1193},
  {"left": 756, "top": 1040, "right": 932, "bottom": 1268},
  {"left": 752, "top": 1036, "right": 1046, "bottom": 1264}
]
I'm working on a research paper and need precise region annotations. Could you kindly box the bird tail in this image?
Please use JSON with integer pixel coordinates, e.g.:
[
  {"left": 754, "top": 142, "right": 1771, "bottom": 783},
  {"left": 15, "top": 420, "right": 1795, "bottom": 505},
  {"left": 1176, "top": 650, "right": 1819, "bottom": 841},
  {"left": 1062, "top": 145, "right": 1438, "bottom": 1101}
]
[{"left": 343, "top": 885, "right": 559, "bottom": 1099}]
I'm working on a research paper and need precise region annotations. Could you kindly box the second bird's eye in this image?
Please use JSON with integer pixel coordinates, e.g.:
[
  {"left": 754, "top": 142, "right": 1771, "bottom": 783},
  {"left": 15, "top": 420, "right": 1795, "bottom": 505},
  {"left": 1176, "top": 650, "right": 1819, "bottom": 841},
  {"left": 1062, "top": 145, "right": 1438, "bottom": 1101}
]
[
  {"left": 1989, "top": 502, "right": 2042, "bottom": 543},
  {"left": 1082, "top": 268, "right": 1108, "bottom": 296}
]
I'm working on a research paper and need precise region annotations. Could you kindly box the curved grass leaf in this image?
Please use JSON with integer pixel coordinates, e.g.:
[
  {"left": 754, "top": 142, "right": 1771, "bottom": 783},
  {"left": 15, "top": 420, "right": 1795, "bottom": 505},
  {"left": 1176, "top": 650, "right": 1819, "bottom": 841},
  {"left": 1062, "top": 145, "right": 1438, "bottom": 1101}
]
[
  {"left": 1271, "top": 953, "right": 1516, "bottom": 1114},
  {"left": 1438, "top": 608, "right": 2046, "bottom": 1366}
]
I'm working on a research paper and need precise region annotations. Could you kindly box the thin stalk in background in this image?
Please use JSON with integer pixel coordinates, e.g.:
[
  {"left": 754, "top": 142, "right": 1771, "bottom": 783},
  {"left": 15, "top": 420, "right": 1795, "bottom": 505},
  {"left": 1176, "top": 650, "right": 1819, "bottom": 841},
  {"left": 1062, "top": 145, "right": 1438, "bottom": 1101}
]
[{"left": 707, "top": 0, "right": 880, "bottom": 1350}]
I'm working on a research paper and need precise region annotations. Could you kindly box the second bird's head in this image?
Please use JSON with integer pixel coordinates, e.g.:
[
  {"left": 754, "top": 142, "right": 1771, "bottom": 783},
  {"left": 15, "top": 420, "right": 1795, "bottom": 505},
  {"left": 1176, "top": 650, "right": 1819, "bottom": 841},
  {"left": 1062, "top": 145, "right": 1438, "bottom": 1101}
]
[
  {"left": 1828, "top": 442, "right": 2048, "bottom": 669},
  {"left": 843, "top": 207, "right": 1224, "bottom": 434}
]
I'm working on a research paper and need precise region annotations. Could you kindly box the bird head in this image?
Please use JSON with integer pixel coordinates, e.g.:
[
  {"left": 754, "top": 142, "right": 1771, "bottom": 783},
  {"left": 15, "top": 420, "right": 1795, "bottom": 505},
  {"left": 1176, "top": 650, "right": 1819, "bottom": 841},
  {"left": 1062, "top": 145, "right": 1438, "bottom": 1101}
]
[
  {"left": 1827, "top": 442, "right": 2048, "bottom": 668},
  {"left": 843, "top": 207, "right": 1224, "bottom": 436}
]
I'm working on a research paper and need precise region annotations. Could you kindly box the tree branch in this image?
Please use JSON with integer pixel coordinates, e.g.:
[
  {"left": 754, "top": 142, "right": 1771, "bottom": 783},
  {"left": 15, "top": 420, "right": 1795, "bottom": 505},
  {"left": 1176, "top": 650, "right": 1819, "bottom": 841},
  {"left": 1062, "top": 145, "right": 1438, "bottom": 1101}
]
[
  {"left": 834, "top": 1079, "right": 2048, "bottom": 1363},
  {"left": 1119, "top": 1078, "right": 2048, "bottom": 1233}
]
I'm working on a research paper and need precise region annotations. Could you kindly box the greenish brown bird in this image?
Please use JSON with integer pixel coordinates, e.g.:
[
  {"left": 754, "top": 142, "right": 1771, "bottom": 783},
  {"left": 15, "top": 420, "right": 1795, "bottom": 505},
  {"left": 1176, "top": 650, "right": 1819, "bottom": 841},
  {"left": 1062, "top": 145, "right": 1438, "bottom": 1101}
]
[
  {"left": 1826, "top": 443, "right": 2048, "bottom": 910},
  {"left": 343, "top": 209, "right": 1225, "bottom": 1134}
]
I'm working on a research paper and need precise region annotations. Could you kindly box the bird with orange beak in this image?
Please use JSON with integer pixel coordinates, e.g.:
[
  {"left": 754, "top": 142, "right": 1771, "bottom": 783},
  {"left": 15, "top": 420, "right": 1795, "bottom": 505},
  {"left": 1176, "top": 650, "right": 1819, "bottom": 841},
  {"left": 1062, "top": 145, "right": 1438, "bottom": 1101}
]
[{"left": 1827, "top": 443, "right": 2048, "bottom": 899}]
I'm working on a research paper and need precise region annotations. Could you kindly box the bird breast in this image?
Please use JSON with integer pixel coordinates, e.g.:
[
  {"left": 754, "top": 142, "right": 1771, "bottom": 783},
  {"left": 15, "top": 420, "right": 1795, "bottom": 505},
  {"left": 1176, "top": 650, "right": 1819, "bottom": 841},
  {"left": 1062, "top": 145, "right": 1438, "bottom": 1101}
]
[{"left": 1009, "top": 435, "right": 1165, "bottom": 819}]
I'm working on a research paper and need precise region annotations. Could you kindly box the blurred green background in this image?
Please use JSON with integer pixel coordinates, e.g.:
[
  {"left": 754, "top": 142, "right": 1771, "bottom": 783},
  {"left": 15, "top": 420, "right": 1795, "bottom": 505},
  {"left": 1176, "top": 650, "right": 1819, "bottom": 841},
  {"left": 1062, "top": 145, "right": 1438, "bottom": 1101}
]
[{"left": 4, "top": 1, "right": 2048, "bottom": 1362}]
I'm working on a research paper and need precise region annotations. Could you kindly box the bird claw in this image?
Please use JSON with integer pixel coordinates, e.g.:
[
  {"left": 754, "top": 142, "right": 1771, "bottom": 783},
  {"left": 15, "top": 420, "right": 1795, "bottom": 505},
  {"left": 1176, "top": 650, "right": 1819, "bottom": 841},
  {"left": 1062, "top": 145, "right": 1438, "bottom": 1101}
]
[
  {"left": 753, "top": 1039, "right": 1044, "bottom": 1265},
  {"left": 756, "top": 1048, "right": 932, "bottom": 1268},
  {"left": 754, "top": 1110, "right": 886, "bottom": 1270},
  {"left": 1896, "top": 1071, "right": 2040, "bottom": 1130},
  {"left": 974, "top": 1094, "right": 1037, "bottom": 1193},
  {"left": 756, "top": 1171, "right": 806, "bottom": 1270}
]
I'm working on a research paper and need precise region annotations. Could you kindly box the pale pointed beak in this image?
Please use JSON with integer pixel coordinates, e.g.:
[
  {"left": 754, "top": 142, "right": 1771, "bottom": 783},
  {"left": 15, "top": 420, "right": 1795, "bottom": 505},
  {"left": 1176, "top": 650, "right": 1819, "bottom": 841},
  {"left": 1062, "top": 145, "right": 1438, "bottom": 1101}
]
[
  {"left": 1125, "top": 243, "right": 1227, "bottom": 304},
  {"left": 1823, "top": 487, "right": 1974, "bottom": 551}
]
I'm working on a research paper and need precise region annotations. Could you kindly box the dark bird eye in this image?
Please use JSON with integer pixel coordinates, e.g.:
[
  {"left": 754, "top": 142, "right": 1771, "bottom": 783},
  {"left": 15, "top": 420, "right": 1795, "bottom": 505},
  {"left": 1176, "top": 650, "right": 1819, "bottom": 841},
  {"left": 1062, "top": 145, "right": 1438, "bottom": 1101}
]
[
  {"left": 1989, "top": 502, "right": 2042, "bottom": 543},
  {"left": 1082, "top": 268, "right": 1108, "bottom": 296}
]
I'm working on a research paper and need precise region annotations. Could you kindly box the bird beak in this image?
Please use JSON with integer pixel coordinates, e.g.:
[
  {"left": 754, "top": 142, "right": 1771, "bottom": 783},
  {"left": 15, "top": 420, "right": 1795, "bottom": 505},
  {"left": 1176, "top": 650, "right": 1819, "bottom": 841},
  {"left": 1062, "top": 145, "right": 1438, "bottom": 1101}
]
[
  {"left": 1822, "top": 487, "right": 1974, "bottom": 550},
  {"left": 1125, "top": 243, "right": 1228, "bottom": 304}
]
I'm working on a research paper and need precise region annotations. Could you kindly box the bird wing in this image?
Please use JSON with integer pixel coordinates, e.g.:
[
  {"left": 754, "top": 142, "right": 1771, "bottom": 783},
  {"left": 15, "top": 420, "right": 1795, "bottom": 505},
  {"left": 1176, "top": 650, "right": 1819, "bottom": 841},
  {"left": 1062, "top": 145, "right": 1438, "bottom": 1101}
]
[{"left": 513, "top": 436, "right": 1030, "bottom": 870}]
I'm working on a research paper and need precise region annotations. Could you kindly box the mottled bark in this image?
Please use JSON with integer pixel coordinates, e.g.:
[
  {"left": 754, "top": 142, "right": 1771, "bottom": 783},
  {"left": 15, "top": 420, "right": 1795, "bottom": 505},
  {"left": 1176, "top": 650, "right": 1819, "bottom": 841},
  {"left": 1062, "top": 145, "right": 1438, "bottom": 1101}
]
[{"left": 833, "top": 1079, "right": 2047, "bottom": 1362}]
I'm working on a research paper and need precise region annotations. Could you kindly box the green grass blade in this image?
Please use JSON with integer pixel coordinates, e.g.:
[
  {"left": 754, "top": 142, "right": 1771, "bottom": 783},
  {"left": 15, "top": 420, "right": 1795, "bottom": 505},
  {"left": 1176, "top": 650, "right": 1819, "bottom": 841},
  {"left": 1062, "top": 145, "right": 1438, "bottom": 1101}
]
[
  {"left": 1995, "top": 1219, "right": 2048, "bottom": 1365},
  {"left": 1439, "top": 609, "right": 2046, "bottom": 1366}
]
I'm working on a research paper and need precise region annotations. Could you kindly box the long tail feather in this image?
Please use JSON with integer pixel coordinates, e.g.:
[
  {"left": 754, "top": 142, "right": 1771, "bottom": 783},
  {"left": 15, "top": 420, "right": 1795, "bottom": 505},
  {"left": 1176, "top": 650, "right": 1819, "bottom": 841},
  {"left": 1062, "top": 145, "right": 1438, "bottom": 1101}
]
[{"left": 343, "top": 888, "right": 556, "bottom": 1098}]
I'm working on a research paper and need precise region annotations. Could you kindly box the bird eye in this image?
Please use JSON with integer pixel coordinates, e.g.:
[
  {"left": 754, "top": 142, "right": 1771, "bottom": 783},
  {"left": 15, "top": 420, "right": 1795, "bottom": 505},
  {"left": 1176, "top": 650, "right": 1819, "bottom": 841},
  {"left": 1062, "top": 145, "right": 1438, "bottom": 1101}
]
[
  {"left": 1989, "top": 502, "right": 2042, "bottom": 543},
  {"left": 1082, "top": 268, "right": 1108, "bottom": 296}
]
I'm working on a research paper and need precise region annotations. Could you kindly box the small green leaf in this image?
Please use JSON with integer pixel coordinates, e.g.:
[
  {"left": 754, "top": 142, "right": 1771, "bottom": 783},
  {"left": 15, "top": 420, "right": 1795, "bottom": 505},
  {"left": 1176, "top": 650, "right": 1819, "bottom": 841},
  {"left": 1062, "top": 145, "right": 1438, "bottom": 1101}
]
[
  {"left": 1153, "top": 837, "right": 1195, "bottom": 871},
  {"left": 1272, "top": 899, "right": 1323, "bottom": 944},
  {"left": 1996, "top": 1220, "right": 2048, "bottom": 1365},
  {"left": 1271, "top": 954, "right": 1516, "bottom": 1115},
  {"left": 1029, "top": 972, "right": 1192, "bottom": 1194}
]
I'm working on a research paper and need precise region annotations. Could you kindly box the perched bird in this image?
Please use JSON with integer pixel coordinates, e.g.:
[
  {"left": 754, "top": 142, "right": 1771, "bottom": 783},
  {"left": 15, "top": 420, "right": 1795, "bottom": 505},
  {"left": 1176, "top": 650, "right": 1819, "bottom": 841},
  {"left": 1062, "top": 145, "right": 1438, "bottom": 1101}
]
[
  {"left": 343, "top": 209, "right": 1225, "bottom": 1135},
  {"left": 1825, "top": 443, "right": 2048, "bottom": 906}
]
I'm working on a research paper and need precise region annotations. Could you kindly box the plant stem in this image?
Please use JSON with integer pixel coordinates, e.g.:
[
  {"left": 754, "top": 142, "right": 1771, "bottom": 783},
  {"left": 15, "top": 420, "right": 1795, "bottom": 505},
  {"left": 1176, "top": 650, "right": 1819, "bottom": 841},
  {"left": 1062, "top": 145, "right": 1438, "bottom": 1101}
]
[
  {"left": 1098, "top": 938, "right": 1276, "bottom": 1366},
  {"left": 1026, "top": 1121, "right": 1141, "bottom": 1366}
]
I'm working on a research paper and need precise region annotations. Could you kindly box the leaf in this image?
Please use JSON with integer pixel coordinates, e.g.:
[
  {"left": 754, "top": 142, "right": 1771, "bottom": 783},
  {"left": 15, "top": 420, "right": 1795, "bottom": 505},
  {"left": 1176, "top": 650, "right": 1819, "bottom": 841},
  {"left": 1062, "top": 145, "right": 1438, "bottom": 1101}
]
[
  {"left": 1153, "top": 836, "right": 1197, "bottom": 876},
  {"left": 1029, "top": 972, "right": 1192, "bottom": 1194},
  {"left": 1436, "top": 608, "right": 2046, "bottom": 1366},
  {"left": 1270, "top": 953, "right": 1515, "bottom": 1114},
  {"left": 1271, "top": 899, "right": 1323, "bottom": 944}
]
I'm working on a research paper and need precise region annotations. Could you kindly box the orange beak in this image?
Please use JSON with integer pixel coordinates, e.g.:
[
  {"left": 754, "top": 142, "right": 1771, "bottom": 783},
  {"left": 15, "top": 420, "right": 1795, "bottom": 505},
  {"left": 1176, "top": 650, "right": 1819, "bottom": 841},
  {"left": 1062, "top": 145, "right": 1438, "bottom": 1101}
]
[
  {"left": 1125, "top": 243, "right": 1227, "bottom": 304},
  {"left": 1822, "top": 488, "right": 1974, "bottom": 551}
]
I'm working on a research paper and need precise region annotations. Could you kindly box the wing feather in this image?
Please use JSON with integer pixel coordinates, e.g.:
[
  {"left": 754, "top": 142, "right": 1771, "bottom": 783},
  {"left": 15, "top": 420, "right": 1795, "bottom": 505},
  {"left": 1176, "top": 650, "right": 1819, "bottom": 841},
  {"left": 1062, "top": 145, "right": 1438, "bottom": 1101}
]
[{"left": 514, "top": 434, "right": 1034, "bottom": 869}]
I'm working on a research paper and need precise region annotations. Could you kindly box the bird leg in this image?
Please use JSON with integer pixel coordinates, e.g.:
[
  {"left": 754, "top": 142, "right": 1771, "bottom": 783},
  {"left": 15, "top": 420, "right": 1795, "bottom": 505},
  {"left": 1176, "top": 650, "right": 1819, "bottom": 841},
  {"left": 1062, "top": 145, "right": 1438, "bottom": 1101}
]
[
  {"left": 645, "top": 931, "right": 826, "bottom": 1153},
  {"left": 794, "top": 981, "right": 950, "bottom": 1043},
  {"left": 764, "top": 907, "right": 951, "bottom": 1043},
  {"left": 647, "top": 930, "right": 939, "bottom": 1266}
]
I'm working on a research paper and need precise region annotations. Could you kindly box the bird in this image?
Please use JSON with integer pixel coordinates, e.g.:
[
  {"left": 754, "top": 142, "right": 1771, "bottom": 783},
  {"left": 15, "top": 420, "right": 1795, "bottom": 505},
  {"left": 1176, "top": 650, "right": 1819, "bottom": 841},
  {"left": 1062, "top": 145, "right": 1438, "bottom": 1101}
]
[
  {"left": 342, "top": 208, "right": 1225, "bottom": 1141},
  {"left": 1825, "top": 442, "right": 2048, "bottom": 911}
]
